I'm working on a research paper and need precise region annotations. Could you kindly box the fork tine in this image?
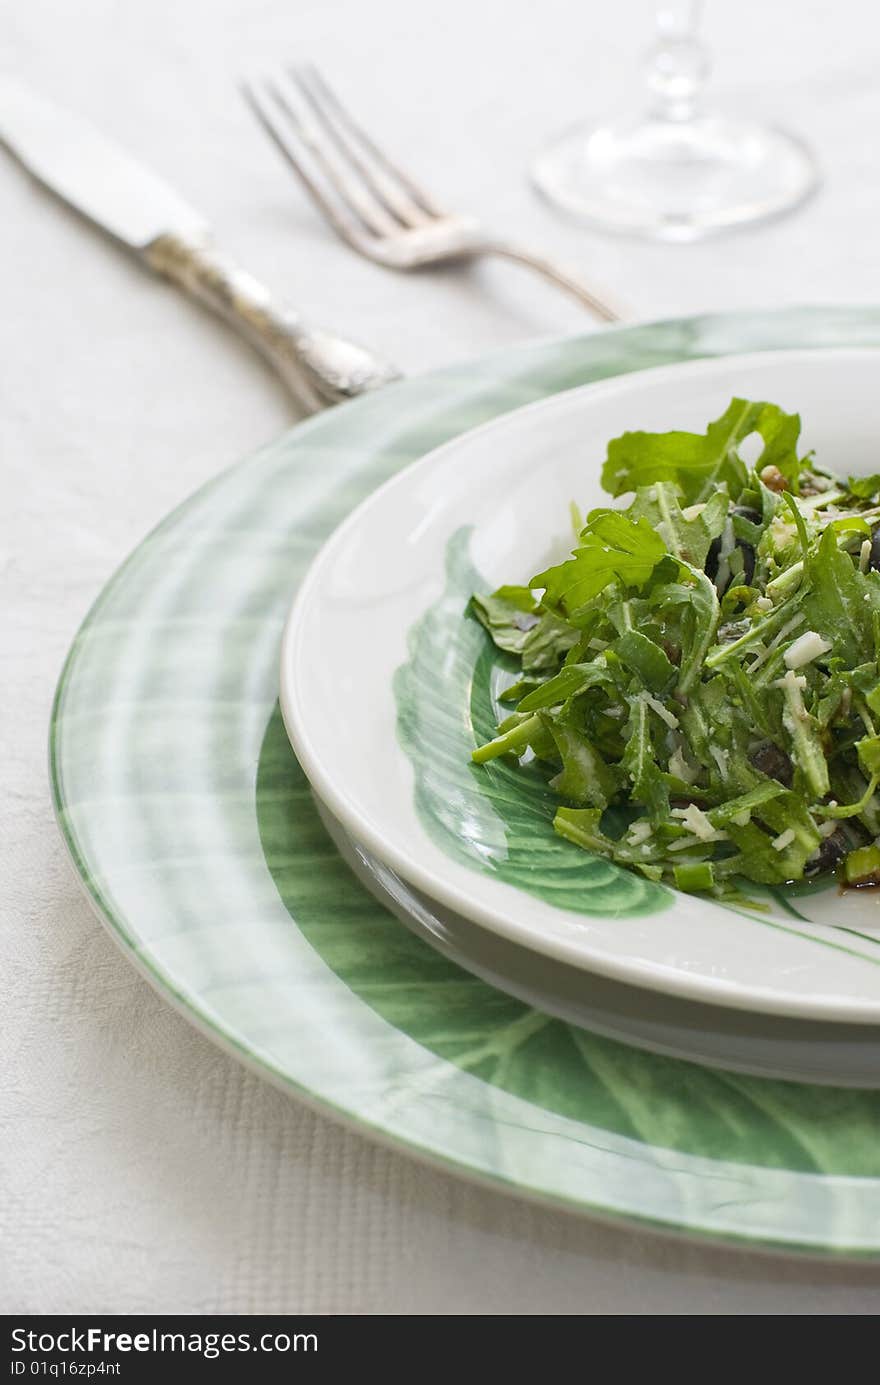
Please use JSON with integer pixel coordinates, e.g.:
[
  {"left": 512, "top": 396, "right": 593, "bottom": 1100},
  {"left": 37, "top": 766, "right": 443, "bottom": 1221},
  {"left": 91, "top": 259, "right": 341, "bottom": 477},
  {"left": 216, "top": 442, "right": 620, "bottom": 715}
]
[
  {"left": 300, "top": 65, "right": 444, "bottom": 217},
  {"left": 266, "top": 73, "right": 403, "bottom": 240},
  {"left": 291, "top": 64, "right": 437, "bottom": 230},
  {"left": 245, "top": 76, "right": 400, "bottom": 244},
  {"left": 242, "top": 77, "right": 370, "bottom": 249}
]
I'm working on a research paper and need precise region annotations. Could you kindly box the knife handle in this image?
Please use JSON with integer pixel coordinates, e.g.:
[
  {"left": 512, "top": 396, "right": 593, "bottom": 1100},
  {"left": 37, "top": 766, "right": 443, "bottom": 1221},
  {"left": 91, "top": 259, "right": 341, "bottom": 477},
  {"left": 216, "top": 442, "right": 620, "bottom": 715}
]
[{"left": 145, "top": 232, "right": 401, "bottom": 411}]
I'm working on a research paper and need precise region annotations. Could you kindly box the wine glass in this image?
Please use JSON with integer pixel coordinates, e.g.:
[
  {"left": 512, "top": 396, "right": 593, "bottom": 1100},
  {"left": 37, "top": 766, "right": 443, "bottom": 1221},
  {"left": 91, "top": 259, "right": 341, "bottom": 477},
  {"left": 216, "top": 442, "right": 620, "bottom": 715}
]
[{"left": 531, "top": 2, "right": 819, "bottom": 240}]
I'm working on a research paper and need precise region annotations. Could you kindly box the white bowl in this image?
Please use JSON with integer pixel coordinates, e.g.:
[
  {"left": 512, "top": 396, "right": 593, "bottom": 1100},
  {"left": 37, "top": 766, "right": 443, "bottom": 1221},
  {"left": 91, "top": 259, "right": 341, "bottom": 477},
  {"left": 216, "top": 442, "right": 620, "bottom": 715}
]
[{"left": 282, "top": 348, "right": 880, "bottom": 1022}]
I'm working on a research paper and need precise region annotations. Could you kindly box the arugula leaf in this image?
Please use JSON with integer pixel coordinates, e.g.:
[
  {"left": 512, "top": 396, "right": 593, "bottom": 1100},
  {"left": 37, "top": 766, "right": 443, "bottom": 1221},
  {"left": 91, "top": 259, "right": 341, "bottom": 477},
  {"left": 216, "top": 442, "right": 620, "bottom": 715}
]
[
  {"left": 493, "top": 585, "right": 538, "bottom": 612},
  {"left": 553, "top": 807, "right": 663, "bottom": 868},
  {"left": 847, "top": 474, "right": 880, "bottom": 499},
  {"left": 470, "top": 710, "right": 559, "bottom": 764},
  {"left": 601, "top": 399, "right": 802, "bottom": 505},
  {"left": 553, "top": 807, "right": 613, "bottom": 857},
  {"left": 544, "top": 719, "right": 621, "bottom": 808},
  {"left": 622, "top": 695, "right": 669, "bottom": 824},
  {"left": 774, "top": 670, "right": 829, "bottom": 797},
  {"left": 497, "top": 676, "right": 546, "bottom": 704},
  {"left": 520, "top": 610, "right": 580, "bottom": 671},
  {"left": 674, "top": 565, "right": 720, "bottom": 695},
  {"left": 722, "top": 820, "right": 808, "bottom": 884},
  {"left": 611, "top": 629, "right": 675, "bottom": 692},
  {"left": 533, "top": 511, "right": 666, "bottom": 618},
  {"left": 801, "top": 525, "right": 880, "bottom": 666},
  {"left": 628, "top": 482, "right": 729, "bottom": 567},
  {"left": 705, "top": 781, "right": 785, "bottom": 825},
  {"left": 517, "top": 659, "right": 616, "bottom": 712},
  {"left": 470, "top": 587, "right": 539, "bottom": 654}
]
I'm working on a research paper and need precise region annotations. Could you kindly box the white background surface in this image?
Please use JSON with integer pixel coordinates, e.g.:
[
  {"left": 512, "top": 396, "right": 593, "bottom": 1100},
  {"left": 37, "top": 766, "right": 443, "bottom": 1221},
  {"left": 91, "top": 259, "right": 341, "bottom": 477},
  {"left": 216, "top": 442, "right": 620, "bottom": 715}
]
[{"left": 4, "top": 0, "right": 880, "bottom": 1315}]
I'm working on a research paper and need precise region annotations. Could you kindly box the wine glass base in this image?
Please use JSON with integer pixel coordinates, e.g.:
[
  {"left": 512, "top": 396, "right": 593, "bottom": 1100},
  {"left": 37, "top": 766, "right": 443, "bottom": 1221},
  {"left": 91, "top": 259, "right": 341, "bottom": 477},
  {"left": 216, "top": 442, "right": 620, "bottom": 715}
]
[{"left": 531, "top": 115, "right": 819, "bottom": 241}]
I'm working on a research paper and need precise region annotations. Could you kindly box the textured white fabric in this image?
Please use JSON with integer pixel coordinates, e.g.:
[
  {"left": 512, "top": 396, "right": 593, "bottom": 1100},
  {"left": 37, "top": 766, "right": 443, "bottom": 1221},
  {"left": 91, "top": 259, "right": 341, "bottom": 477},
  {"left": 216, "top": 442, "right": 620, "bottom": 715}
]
[{"left": 4, "top": 0, "right": 880, "bottom": 1315}]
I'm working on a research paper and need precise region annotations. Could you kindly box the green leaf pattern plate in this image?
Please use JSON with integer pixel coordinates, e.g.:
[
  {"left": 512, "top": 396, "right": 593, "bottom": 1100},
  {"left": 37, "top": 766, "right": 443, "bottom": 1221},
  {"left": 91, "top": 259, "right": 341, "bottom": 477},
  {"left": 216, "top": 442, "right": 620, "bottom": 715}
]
[{"left": 51, "top": 309, "right": 880, "bottom": 1256}]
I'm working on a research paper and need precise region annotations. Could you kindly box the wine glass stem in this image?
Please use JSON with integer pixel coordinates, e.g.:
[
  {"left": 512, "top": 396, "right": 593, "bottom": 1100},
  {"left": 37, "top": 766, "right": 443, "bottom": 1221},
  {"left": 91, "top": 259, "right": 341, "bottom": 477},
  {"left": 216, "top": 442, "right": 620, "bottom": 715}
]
[{"left": 647, "top": 1, "right": 710, "bottom": 123}]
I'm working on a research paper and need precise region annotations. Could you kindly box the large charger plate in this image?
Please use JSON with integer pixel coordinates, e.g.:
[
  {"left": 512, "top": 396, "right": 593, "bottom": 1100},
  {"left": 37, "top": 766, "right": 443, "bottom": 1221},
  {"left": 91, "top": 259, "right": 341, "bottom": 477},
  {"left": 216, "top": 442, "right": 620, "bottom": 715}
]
[{"left": 50, "top": 309, "right": 880, "bottom": 1256}]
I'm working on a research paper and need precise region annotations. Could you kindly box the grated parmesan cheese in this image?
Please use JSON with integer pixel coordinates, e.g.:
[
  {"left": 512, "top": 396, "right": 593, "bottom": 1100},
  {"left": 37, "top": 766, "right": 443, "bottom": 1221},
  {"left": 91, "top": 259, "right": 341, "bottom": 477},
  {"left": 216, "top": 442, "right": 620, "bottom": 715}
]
[
  {"left": 709, "top": 745, "right": 729, "bottom": 778},
  {"left": 668, "top": 829, "right": 728, "bottom": 852},
  {"left": 861, "top": 539, "right": 872, "bottom": 573},
  {"left": 626, "top": 821, "right": 653, "bottom": 845},
  {"left": 671, "top": 803, "right": 717, "bottom": 841},
  {"left": 642, "top": 692, "right": 679, "bottom": 730},
  {"left": 668, "top": 745, "right": 697, "bottom": 784},
  {"left": 783, "top": 630, "right": 832, "bottom": 669},
  {"left": 772, "top": 828, "right": 795, "bottom": 851},
  {"left": 772, "top": 669, "right": 808, "bottom": 692}
]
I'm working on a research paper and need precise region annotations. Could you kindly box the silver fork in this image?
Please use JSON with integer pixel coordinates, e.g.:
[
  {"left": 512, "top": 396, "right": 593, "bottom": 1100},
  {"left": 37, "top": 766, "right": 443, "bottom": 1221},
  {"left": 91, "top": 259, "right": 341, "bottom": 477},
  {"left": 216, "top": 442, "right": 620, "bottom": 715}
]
[{"left": 243, "top": 65, "right": 622, "bottom": 324}]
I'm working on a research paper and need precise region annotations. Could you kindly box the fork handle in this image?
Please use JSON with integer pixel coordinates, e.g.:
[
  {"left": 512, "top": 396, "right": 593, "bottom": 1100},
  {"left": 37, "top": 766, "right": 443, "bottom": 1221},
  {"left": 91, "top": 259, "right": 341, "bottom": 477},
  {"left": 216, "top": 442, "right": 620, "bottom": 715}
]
[
  {"left": 145, "top": 231, "right": 401, "bottom": 411},
  {"left": 482, "top": 241, "right": 623, "bottom": 323}
]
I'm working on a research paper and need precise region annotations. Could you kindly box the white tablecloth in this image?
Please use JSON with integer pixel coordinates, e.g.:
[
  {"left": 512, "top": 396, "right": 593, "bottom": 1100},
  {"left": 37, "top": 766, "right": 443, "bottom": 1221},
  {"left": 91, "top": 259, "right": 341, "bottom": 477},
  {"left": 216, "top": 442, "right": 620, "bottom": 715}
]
[{"left": 5, "top": 0, "right": 880, "bottom": 1314}]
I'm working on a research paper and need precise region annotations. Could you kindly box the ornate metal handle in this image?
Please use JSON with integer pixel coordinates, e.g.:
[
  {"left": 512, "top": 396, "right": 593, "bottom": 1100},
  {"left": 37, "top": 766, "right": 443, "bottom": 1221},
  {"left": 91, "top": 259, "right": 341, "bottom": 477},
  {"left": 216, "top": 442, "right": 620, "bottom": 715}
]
[{"left": 145, "top": 232, "right": 401, "bottom": 411}]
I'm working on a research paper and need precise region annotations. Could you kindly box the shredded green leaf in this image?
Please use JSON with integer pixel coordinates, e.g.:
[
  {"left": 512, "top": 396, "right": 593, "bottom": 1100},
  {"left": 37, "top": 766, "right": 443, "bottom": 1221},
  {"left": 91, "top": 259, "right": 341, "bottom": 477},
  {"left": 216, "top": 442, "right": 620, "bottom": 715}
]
[{"left": 470, "top": 397, "right": 880, "bottom": 902}]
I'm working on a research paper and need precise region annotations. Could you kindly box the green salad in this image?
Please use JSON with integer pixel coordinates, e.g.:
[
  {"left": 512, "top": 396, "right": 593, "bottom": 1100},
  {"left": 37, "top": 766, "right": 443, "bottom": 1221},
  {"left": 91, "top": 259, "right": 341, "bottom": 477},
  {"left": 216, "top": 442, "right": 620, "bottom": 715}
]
[{"left": 470, "top": 398, "right": 880, "bottom": 905}]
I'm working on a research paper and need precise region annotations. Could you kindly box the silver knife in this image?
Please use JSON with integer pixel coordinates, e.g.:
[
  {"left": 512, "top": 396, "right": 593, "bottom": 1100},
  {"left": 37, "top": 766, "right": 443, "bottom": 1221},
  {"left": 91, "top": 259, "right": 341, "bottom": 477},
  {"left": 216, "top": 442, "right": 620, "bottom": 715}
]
[{"left": 0, "top": 77, "right": 400, "bottom": 411}]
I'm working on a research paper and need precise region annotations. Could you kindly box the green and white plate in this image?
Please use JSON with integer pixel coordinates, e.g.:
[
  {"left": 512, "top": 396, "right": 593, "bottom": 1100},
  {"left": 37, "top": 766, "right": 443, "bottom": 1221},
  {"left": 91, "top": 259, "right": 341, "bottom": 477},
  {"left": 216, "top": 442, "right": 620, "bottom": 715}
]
[
  {"left": 281, "top": 347, "right": 880, "bottom": 1023},
  {"left": 51, "top": 309, "right": 880, "bottom": 1257},
  {"left": 315, "top": 794, "right": 880, "bottom": 1088}
]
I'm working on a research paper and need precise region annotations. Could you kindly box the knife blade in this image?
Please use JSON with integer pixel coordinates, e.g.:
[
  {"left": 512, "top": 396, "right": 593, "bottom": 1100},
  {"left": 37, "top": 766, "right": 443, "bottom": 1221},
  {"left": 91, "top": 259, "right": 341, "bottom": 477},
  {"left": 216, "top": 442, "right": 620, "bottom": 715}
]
[{"left": 0, "top": 77, "right": 399, "bottom": 410}]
